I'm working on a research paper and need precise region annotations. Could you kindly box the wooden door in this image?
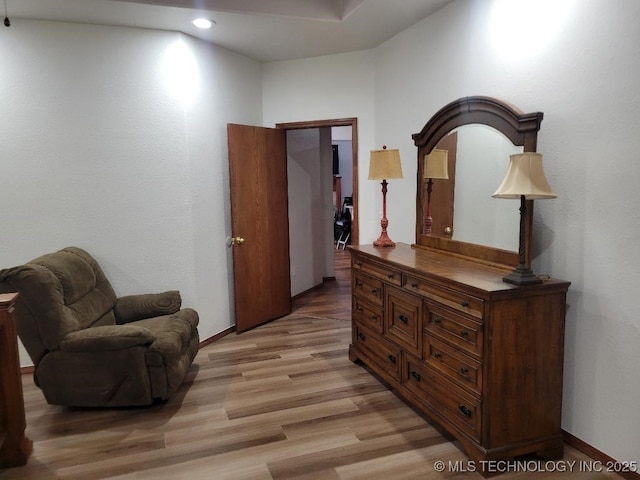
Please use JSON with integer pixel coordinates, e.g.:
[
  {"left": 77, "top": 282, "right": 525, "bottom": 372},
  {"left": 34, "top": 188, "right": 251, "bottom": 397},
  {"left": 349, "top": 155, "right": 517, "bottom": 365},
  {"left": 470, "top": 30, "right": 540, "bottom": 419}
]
[
  {"left": 427, "top": 132, "right": 457, "bottom": 238},
  {"left": 227, "top": 124, "right": 291, "bottom": 333}
]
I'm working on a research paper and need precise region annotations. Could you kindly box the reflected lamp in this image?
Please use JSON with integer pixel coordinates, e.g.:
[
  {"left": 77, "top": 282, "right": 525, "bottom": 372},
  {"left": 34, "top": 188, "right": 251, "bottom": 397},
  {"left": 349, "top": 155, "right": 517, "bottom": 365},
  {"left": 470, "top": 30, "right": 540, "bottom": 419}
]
[{"left": 423, "top": 149, "right": 449, "bottom": 235}]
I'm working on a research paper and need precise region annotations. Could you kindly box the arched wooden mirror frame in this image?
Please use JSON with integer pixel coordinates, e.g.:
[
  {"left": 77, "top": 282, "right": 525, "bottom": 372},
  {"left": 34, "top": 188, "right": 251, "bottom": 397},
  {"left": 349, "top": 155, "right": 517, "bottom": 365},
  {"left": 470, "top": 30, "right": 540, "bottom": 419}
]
[{"left": 412, "top": 96, "right": 543, "bottom": 267}]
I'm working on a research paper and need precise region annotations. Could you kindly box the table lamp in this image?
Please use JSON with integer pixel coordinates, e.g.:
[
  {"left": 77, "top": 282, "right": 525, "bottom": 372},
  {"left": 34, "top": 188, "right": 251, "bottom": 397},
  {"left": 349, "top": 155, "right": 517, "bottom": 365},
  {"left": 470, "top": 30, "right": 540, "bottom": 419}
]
[
  {"left": 492, "top": 152, "right": 556, "bottom": 285},
  {"left": 369, "top": 146, "right": 403, "bottom": 247}
]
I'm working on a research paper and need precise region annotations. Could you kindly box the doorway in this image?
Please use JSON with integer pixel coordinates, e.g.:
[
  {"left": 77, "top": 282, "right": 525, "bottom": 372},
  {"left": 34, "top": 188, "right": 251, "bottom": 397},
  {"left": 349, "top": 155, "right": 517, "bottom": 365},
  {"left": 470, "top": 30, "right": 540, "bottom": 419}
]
[
  {"left": 276, "top": 118, "right": 358, "bottom": 297},
  {"left": 277, "top": 118, "right": 358, "bottom": 245}
]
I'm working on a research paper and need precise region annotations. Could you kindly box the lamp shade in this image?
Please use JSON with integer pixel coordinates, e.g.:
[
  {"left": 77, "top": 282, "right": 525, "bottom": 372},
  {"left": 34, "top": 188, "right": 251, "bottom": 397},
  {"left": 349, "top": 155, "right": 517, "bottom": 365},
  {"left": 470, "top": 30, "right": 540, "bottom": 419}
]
[
  {"left": 424, "top": 149, "right": 449, "bottom": 179},
  {"left": 369, "top": 148, "right": 403, "bottom": 180},
  {"left": 492, "top": 153, "right": 557, "bottom": 199}
]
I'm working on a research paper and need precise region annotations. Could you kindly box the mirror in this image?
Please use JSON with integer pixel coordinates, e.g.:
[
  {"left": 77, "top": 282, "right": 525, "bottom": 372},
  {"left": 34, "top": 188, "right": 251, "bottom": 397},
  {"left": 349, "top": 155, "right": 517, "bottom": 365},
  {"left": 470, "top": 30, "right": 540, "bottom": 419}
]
[
  {"left": 412, "top": 96, "right": 543, "bottom": 267},
  {"left": 447, "top": 124, "right": 522, "bottom": 251}
]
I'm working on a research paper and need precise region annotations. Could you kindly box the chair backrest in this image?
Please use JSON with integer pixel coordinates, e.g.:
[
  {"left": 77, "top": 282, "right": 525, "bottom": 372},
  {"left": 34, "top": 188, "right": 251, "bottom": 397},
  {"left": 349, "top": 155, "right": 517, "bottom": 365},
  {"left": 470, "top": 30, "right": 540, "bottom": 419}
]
[{"left": 0, "top": 247, "right": 118, "bottom": 364}]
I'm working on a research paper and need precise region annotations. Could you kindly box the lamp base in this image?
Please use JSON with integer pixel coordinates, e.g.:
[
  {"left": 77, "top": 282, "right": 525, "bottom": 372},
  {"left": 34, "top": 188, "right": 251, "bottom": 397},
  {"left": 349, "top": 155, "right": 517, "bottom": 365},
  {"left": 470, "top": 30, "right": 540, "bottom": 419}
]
[
  {"left": 373, "top": 231, "right": 396, "bottom": 248},
  {"left": 374, "top": 214, "right": 395, "bottom": 248},
  {"left": 502, "top": 265, "right": 542, "bottom": 285}
]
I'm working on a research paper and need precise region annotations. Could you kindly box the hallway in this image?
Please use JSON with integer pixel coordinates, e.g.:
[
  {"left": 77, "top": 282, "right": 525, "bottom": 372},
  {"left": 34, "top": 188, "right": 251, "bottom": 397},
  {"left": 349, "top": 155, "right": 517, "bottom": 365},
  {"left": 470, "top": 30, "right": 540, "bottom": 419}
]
[{"left": 291, "top": 249, "right": 351, "bottom": 321}]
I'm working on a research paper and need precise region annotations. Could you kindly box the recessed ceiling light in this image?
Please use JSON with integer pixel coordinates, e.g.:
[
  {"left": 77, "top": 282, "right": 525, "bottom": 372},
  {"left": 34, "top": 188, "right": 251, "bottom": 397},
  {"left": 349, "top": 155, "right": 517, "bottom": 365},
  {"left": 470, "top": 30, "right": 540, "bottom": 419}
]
[{"left": 192, "top": 18, "right": 214, "bottom": 29}]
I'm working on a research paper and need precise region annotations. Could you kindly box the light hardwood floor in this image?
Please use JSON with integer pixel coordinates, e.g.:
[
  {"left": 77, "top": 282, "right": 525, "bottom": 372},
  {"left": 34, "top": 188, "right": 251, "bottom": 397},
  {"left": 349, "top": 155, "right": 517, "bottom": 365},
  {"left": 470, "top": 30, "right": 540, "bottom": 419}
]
[{"left": 2, "top": 250, "right": 624, "bottom": 479}]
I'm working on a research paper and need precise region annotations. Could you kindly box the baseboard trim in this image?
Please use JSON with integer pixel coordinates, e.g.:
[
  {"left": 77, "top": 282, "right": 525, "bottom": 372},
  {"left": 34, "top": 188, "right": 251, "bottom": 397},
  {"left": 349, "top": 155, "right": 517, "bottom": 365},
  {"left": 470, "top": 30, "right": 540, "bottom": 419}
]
[
  {"left": 563, "top": 430, "right": 640, "bottom": 480},
  {"left": 199, "top": 326, "right": 235, "bottom": 348},
  {"left": 292, "top": 281, "right": 326, "bottom": 301}
]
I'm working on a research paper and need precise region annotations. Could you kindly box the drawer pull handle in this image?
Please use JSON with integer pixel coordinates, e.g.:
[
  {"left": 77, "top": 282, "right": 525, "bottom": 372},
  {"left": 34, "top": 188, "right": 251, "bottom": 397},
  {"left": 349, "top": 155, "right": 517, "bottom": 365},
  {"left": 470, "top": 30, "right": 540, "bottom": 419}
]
[
  {"left": 461, "top": 301, "right": 470, "bottom": 308},
  {"left": 398, "top": 314, "right": 408, "bottom": 324},
  {"left": 411, "top": 371, "right": 421, "bottom": 381},
  {"left": 433, "top": 352, "right": 442, "bottom": 359},
  {"left": 460, "top": 367, "right": 469, "bottom": 375},
  {"left": 458, "top": 405, "right": 472, "bottom": 418},
  {"left": 356, "top": 281, "right": 363, "bottom": 288},
  {"left": 460, "top": 330, "right": 469, "bottom": 338},
  {"left": 387, "top": 354, "right": 397, "bottom": 364},
  {"left": 433, "top": 316, "right": 442, "bottom": 325},
  {"left": 356, "top": 306, "right": 363, "bottom": 313},
  {"left": 388, "top": 273, "right": 395, "bottom": 279},
  {"left": 411, "top": 282, "right": 418, "bottom": 289},
  {"left": 371, "top": 287, "right": 379, "bottom": 294},
  {"left": 358, "top": 332, "right": 366, "bottom": 341},
  {"left": 370, "top": 315, "right": 378, "bottom": 321},
  {"left": 356, "top": 261, "right": 362, "bottom": 267}
]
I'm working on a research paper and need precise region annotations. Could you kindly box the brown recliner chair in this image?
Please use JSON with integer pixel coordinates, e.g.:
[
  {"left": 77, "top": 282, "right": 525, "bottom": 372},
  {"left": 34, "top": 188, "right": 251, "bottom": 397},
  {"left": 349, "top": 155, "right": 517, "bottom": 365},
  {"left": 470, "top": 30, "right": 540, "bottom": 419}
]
[{"left": 0, "top": 247, "right": 199, "bottom": 407}]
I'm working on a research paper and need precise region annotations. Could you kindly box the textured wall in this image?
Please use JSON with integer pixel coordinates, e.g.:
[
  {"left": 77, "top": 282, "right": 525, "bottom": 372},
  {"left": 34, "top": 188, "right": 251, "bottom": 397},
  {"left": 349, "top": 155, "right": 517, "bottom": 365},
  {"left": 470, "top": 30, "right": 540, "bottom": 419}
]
[{"left": 262, "top": 51, "right": 378, "bottom": 242}]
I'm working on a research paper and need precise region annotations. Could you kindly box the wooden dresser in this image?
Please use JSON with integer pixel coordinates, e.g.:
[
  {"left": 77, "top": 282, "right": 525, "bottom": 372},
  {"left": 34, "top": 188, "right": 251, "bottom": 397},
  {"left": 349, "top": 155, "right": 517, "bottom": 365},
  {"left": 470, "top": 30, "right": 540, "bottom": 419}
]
[
  {"left": 348, "top": 243, "right": 570, "bottom": 469},
  {"left": 0, "top": 293, "right": 32, "bottom": 468}
]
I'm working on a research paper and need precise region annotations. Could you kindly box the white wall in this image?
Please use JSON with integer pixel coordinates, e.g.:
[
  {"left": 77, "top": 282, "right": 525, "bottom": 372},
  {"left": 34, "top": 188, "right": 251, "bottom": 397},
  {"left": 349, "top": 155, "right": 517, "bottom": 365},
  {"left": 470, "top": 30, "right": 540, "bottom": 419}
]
[
  {"left": 286, "top": 127, "right": 334, "bottom": 297},
  {"left": 262, "top": 0, "right": 640, "bottom": 465},
  {"left": 183, "top": 36, "right": 263, "bottom": 341},
  {"left": 262, "top": 51, "right": 379, "bottom": 243},
  {"left": 0, "top": 20, "right": 263, "bottom": 364}
]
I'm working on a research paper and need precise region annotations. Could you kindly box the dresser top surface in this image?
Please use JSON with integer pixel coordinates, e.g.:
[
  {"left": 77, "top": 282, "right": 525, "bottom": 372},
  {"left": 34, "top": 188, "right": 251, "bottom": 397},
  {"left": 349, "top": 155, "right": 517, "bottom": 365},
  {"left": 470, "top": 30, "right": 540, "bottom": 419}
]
[{"left": 349, "top": 243, "right": 569, "bottom": 296}]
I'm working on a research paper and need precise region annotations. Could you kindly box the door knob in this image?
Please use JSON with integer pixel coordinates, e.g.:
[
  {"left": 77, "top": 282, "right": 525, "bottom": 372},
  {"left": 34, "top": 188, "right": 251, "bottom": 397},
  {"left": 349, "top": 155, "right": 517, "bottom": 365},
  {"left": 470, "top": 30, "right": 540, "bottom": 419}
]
[
  {"left": 444, "top": 226, "right": 452, "bottom": 235},
  {"left": 227, "top": 236, "right": 246, "bottom": 246}
]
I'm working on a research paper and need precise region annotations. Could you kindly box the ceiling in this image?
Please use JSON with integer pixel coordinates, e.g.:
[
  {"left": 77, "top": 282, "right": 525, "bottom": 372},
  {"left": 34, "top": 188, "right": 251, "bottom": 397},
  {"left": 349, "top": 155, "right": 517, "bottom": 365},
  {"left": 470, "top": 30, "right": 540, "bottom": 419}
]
[{"left": 4, "top": 0, "right": 452, "bottom": 62}]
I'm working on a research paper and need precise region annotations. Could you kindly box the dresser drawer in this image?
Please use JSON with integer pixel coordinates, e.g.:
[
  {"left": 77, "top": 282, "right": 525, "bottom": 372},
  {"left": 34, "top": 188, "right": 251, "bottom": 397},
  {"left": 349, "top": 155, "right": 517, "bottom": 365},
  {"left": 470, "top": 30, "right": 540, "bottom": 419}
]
[
  {"left": 353, "top": 271, "right": 384, "bottom": 307},
  {"left": 352, "top": 257, "right": 402, "bottom": 286},
  {"left": 425, "top": 304, "right": 483, "bottom": 358},
  {"left": 353, "top": 298, "right": 383, "bottom": 334},
  {"left": 385, "top": 286, "right": 422, "bottom": 356},
  {"left": 424, "top": 335, "right": 482, "bottom": 395},
  {"left": 353, "top": 323, "right": 402, "bottom": 381},
  {"left": 403, "top": 274, "right": 483, "bottom": 319},
  {"left": 404, "top": 359, "right": 481, "bottom": 442}
]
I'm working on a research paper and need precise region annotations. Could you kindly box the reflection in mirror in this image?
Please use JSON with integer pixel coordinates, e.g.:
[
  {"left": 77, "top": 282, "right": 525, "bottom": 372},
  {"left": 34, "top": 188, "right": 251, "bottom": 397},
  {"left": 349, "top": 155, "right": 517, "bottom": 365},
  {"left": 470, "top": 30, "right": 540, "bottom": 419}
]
[
  {"left": 447, "top": 124, "right": 522, "bottom": 252},
  {"left": 423, "top": 148, "right": 449, "bottom": 236}
]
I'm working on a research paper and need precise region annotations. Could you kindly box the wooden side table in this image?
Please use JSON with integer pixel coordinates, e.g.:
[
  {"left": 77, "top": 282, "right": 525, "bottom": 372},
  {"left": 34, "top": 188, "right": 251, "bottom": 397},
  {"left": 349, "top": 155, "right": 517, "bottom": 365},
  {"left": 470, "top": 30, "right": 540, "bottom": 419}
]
[{"left": 0, "top": 293, "right": 32, "bottom": 468}]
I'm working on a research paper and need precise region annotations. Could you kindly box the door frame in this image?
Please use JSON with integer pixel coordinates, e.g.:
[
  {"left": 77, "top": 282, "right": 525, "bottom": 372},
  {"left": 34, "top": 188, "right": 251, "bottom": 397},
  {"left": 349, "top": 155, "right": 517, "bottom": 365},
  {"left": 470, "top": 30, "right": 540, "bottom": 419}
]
[{"left": 276, "top": 118, "right": 359, "bottom": 246}]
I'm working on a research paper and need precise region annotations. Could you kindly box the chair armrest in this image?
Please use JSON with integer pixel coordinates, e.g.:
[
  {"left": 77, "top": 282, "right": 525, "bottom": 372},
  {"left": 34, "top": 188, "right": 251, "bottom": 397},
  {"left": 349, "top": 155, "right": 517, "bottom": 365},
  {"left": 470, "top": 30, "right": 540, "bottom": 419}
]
[
  {"left": 115, "top": 290, "right": 182, "bottom": 324},
  {"left": 59, "top": 325, "right": 156, "bottom": 352}
]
